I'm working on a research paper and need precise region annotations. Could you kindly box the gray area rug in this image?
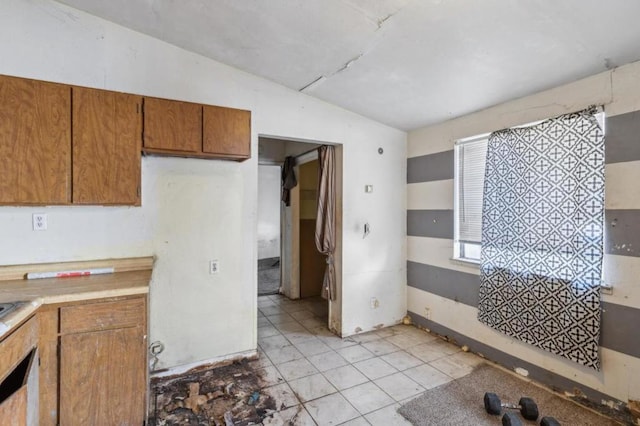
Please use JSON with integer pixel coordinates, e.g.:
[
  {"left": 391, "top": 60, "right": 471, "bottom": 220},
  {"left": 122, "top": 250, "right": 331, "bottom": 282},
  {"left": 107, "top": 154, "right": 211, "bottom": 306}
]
[{"left": 398, "top": 363, "right": 619, "bottom": 426}]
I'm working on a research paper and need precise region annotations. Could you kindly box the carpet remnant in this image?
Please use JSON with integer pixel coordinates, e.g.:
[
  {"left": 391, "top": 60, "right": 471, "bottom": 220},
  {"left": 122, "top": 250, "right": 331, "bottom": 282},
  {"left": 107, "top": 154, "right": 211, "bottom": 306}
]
[{"left": 398, "top": 363, "right": 624, "bottom": 426}]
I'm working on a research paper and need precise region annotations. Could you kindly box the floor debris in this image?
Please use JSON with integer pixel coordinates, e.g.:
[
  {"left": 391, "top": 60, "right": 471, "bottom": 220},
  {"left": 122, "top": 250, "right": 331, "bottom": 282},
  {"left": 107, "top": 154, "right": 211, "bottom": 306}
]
[{"left": 149, "top": 359, "right": 282, "bottom": 426}]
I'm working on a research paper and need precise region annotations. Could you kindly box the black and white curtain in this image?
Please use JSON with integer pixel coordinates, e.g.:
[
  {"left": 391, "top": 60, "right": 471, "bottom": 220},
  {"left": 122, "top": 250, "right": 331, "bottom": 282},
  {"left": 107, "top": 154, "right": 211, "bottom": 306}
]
[{"left": 478, "top": 109, "right": 605, "bottom": 369}]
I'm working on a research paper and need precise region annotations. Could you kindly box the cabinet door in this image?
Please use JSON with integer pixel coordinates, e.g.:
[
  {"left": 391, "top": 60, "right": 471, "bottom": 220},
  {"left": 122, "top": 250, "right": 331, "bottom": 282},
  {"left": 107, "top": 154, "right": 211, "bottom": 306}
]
[
  {"left": 0, "top": 75, "right": 71, "bottom": 204},
  {"left": 143, "top": 97, "right": 201, "bottom": 153},
  {"left": 72, "top": 87, "right": 142, "bottom": 205},
  {"left": 203, "top": 105, "right": 251, "bottom": 158},
  {"left": 59, "top": 327, "right": 145, "bottom": 426}
]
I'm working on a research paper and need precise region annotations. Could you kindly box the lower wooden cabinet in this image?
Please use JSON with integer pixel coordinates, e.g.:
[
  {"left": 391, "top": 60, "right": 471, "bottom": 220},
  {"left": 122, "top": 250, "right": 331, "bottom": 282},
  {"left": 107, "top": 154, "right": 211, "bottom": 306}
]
[{"left": 39, "top": 296, "right": 147, "bottom": 426}]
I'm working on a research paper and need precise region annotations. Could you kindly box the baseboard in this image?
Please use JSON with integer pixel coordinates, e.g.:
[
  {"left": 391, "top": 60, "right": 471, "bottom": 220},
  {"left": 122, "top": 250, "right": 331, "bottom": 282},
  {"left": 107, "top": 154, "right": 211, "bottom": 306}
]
[
  {"left": 150, "top": 349, "right": 258, "bottom": 379},
  {"left": 408, "top": 311, "right": 626, "bottom": 409}
]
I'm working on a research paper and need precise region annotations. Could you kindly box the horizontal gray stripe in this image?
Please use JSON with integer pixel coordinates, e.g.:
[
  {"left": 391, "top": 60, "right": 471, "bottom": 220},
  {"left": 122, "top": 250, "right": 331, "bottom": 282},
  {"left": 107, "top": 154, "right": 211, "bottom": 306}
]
[
  {"left": 408, "top": 311, "right": 623, "bottom": 406},
  {"left": 600, "top": 302, "right": 640, "bottom": 359},
  {"left": 407, "top": 261, "right": 479, "bottom": 307},
  {"left": 407, "top": 210, "right": 453, "bottom": 239},
  {"left": 408, "top": 261, "right": 640, "bottom": 358},
  {"left": 606, "top": 111, "right": 640, "bottom": 164},
  {"left": 407, "top": 150, "right": 454, "bottom": 183},
  {"left": 406, "top": 209, "right": 639, "bottom": 257},
  {"left": 605, "top": 209, "right": 640, "bottom": 257}
]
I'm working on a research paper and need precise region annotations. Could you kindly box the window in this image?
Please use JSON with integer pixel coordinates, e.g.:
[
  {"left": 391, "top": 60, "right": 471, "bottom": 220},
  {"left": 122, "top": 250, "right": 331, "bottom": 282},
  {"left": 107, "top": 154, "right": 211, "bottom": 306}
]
[
  {"left": 454, "top": 135, "right": 488, "bottom": 263},
  {"left": 453, "top": 112, "right": 605, "bottom": 265}
]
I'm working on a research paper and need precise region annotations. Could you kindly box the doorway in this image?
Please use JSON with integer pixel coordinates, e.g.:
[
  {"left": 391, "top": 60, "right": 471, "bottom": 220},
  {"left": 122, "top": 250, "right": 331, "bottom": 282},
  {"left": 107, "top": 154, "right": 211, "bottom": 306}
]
[
  {"left": 257, "top": 136, "right": 343, "bottom": 334},
  {"left": 257, "top": 164, "right": 281, "bottom": 296},
  {"left": 297, "top": 159, "right": 326, "bottom": 298}
]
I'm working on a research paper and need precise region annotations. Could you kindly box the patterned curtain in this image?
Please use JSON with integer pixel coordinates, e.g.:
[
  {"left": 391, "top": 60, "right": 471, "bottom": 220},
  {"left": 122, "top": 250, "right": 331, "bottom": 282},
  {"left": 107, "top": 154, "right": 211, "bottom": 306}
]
[{"left": 478, "top": 109, "right": 605, "bottom": 369}]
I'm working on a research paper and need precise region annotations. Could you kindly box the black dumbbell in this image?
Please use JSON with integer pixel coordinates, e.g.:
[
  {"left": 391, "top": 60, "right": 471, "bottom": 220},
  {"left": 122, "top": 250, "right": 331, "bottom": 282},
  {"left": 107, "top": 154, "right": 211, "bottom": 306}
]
[
  {"left": 540, "top": 416, "right": 561, "bottom": 426},
  {"left": 484, "top": 392, "right": 539, "bottom": 421},
  {"left": 502, "top": 412, "right": 522, "bottom": 426}
]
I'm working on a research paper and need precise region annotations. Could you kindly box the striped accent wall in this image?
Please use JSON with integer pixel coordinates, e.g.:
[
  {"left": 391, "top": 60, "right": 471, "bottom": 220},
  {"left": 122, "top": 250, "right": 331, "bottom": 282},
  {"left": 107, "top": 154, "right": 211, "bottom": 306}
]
[{"left": 406, "top": 109, "right": 640, "bottom": 404}]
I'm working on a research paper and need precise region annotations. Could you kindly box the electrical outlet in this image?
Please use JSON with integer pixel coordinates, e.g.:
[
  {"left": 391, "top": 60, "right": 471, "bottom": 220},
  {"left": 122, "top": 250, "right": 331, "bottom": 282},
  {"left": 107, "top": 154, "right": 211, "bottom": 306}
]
[
  {"left": 33, "top": 213, "right": 47, "bottom": 231},
  {"left": 370, "top": 297, "right": 379, "bottom": 309},
  {"left": 424, "top": 307, "right": 431, "bottom": 320},
  {"left": 209, "top": 260, "right": 220, "bottom": 274}
]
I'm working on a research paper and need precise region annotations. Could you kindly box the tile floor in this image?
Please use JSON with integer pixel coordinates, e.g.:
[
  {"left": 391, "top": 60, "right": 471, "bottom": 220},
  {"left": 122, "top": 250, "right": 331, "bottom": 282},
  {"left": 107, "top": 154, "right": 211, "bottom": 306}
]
[{"left": 253, "top": 294, "right": 485, "bottom": 425}]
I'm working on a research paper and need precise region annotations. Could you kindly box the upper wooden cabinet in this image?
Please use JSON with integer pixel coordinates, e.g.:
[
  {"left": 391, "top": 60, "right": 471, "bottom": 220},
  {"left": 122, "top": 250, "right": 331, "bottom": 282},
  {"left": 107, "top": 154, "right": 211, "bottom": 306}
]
[
  {"left": 203, "top": 105, "right": 251, "bottom": 159},
  {"left": 143, "top": 97, "right": 251, "bottom": 161},
  {"left": 143, "top": 97, "right": 202, "bottom": 153},
  {"left": 72, "top": 87, "right": 142, "bottom": 205},
  {"left": 0, "top": 74, "right": 252, "bottom": 205},
  {"left": 0, "top": 75, "right": 71, "bottom": 205}
]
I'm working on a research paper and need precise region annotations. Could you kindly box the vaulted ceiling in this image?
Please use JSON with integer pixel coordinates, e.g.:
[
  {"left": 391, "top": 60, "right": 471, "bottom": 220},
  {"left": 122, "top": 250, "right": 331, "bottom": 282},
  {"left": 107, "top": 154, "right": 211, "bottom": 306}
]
[{"left": 58, "top": 0, "right": 640, "bottom": 131}]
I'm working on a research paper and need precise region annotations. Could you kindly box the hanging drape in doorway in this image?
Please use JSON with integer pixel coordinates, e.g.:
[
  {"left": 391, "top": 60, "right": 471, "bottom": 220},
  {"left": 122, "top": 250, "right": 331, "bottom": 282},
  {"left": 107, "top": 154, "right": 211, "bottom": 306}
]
[
  {"left": 315, "top": 145, "right": 336, "bottom": 301},
  {"left": 281, "top": 156, "right": 297, "bottom": 206},
  {"left": 478, "top": 108, "right": 605, "bottom": 369}
]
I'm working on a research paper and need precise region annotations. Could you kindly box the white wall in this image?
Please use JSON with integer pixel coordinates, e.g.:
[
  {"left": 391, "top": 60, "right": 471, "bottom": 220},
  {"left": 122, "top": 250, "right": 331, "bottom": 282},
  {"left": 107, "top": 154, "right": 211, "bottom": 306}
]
[
  {"left": 407, "top": 61, "right": 640, "bottom": 403},
  {"left": 0, "top": 0, "right": 407, "bottom": 368},
  {"left": 257, "top": 165, "right": 281, "bottom": 260}
]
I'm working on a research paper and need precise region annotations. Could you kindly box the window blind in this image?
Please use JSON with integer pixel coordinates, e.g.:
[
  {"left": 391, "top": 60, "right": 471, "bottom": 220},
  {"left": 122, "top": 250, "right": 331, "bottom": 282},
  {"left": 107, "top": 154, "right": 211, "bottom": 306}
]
[{"left": 457, "top": 138, "right": 488, "bottom": 244}]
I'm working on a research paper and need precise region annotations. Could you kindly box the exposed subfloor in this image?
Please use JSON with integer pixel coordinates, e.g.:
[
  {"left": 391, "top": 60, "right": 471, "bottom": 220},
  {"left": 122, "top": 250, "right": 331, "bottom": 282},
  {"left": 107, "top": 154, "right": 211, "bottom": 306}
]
[{"left": 149, "top": 294, "right": 624, "bottom": 425}]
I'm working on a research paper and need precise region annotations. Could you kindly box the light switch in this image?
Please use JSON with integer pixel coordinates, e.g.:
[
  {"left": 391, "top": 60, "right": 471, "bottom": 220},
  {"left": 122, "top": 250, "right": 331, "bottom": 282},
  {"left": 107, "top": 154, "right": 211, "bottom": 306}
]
[{"left": 365, "top": 185, "right": 373, "bottom": 193}]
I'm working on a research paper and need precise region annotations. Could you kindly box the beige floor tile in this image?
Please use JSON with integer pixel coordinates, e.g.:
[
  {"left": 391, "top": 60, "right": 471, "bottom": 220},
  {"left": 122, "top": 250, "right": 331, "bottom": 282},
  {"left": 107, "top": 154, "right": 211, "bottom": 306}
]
[
  {"left": 288, "top": 373, "right": 338, "bottom": 402},
  {"left": 310, "top": 326, "right": 338, "bottom": 338},
  {"left": 295, "top": 338, "right": 332, "bottom": 357},
  {"left": 381, "top": 351, "right": 423, "bottom": 371},
  {"left": 258, "top": 324, "right": 281, "bottom": 338},
  {"left": 262, "top": 405, "right": 317, "bottom": 426},
  {"left": 263, "top": 382, "right": 300, "bottom": 410},
  {"left": 427, "top": 338, "right": 461, "bottom": 355},
  {"left": 256, "top": 365, "right": 285, "bottom": 387},
  {"left": 362, "top": 339, "right": 401, "bottom": 356},
  {"left": 385, "top": 332, "right": 432, "bottom": 349},
  {"left": 373, "top": 372, "right": 425, "bottom": 401},
  {"left": 320, "top": 335, "right": 359, "bottom": 350},
  {"left": 260, "top": 305, "right": 282, "bottom": 316},
  {"left": 404, "top": 364, "right": 453, "bottom": 389},
  {"left": 300, "top": 317, "right": 327, "bottom": 330},
  {"left": 307, "top": 350, "right": 349, "bottom": 372},
  {"left": 448, "top": 350, "right": 485, "bottom": 367},
  {"left": 364, "top": 403, "right": 412, "bottom": 426},
  {"left": 251, "top": 350, "right": 273, "bottom": 369},
  {"left": 350, "top": 332, "right": 382, "bottom": 344},
  {"left": 341, "top": 382, "right": 394, "bottom": 415},
  {"left": 406, "top": 342, "right": 449, "bottom": 362},
  {"left": 429, "top": 356, "right": 474, "bottom": 379},
  {"left": 289, "top": 309, "right": 317, "bottom": 320},
  {"left": 340, "top": 416, "right": 371, "bottom": 425},
  {"left": 304, "top": 393, "right": 360, "bottom": 426},
  {"left": 322, "top": 365, "right": 369, "bottom": 391},
  {"left": 276, "top": 321, "right": 308, "bottom": 334},
  {"left": 285, "top": 331, "right": 319, "bottom": 346},
  {"left": 277, "top": 358, "right": 320, "bottom": 381},
  {"left": 259, "top": 334, "right": 290, "bottom": 351},
  {"left": 373, "top": 327, "right": 398, "bottom": 338},
  {"left": 281, "top": 302, "right": 312, "bottom": 314},
  {"left": 258, "top": 316, "right": 271, "bottom": 327},
  {"left": 267, "top": 312, "right": 297, "bottom": 326},
  {"left": 353, "top": 357, "right": 398, "bottom": 380},
  {"left": 266, "top": 345, "right": 305, "bottom": 365},
  {"left": 336, "top": 345, "right": 375, "bottom": 363}
]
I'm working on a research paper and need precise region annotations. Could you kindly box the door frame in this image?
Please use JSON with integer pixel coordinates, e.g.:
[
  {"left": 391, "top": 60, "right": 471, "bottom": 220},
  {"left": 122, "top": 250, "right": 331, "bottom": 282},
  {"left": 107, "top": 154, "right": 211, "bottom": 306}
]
[{"left": 259, "top": 135, "right": 343, "bottom": 335}]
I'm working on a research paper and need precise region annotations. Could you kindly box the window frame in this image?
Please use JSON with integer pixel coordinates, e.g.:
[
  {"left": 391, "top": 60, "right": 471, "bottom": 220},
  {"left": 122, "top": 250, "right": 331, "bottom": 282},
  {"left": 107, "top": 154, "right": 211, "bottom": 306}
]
[{"left": 453, "top": 133, "right": 489, "bottom": 264}]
